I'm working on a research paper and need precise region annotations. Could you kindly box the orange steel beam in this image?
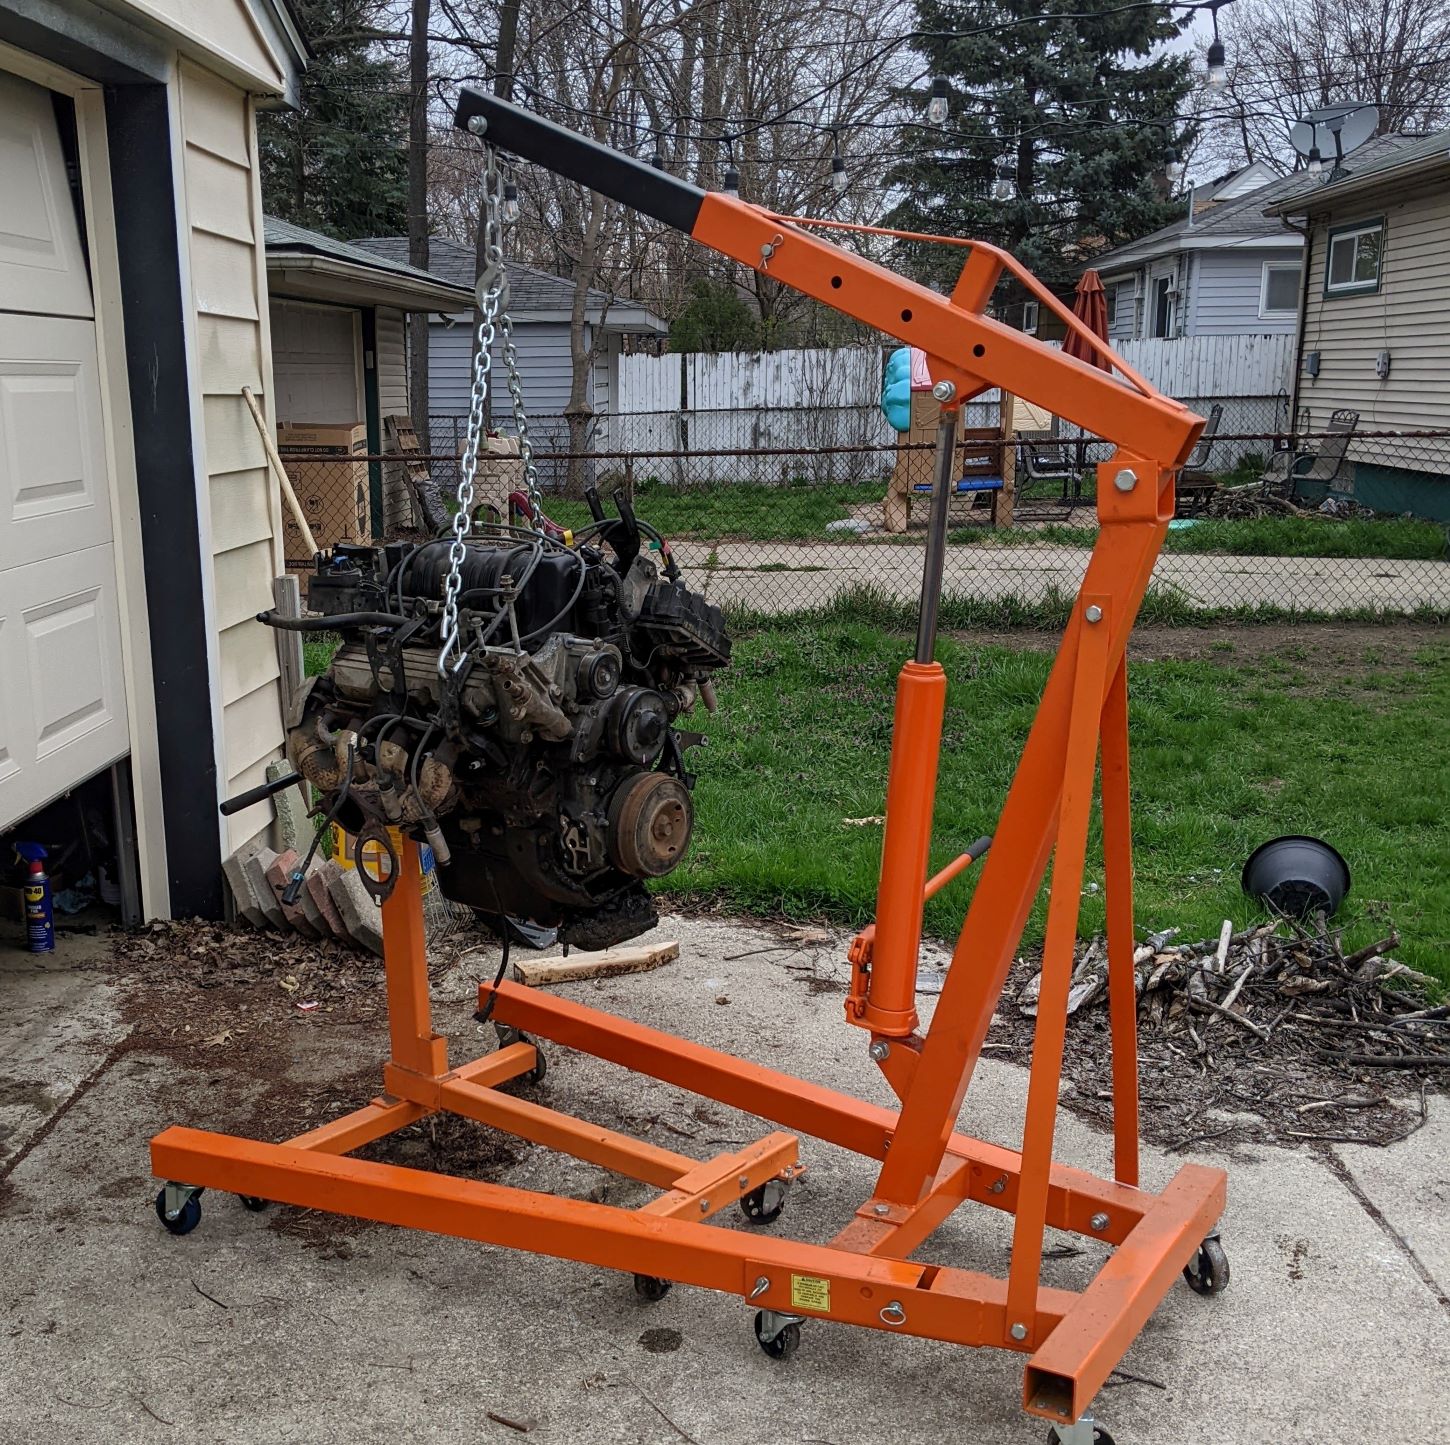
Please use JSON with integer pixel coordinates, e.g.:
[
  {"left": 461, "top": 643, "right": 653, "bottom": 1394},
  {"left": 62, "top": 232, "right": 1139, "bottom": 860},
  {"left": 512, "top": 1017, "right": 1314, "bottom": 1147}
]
[
  {"left": 639, "top": 1132, "right": 798, "bottom": 1220},
  {"left": 1100, "top": 657, "right": 1142, "bottom": 1188},
  {"left": 150, "top": 1124, "right": 1080, "bottom": 1350},
  {"left": 1023, "top": 1164, "right": 1227, "bottom": 1424},
  {"left": 478, "top": 978, "right": 1152, "bottom": 1244},
  {"left": 832, "top": 1157, "right": 974, "bottom": 1257},
  {"left": 288, "top": 1095, "right": 429, "bottom": 1155},
  {"left": 381, "top": 840, "right": 448, "bottom": 1077}
]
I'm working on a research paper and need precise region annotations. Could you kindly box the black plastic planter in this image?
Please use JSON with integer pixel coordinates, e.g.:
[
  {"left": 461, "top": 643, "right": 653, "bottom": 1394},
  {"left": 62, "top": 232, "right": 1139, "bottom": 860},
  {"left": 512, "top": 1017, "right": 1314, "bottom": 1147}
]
[{"left": 1241, "top": 835, "right": 1352, "bottom": 919}]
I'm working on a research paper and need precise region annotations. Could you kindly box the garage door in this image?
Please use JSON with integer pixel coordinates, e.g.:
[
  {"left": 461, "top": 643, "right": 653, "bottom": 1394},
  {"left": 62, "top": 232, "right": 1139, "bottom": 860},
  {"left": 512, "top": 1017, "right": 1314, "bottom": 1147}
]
[
  {"left": 0, "top": 72, "right": 128, "bottom": 831},
  {"left": 270, "top": 299, "right": 364, "bottom": 424}
]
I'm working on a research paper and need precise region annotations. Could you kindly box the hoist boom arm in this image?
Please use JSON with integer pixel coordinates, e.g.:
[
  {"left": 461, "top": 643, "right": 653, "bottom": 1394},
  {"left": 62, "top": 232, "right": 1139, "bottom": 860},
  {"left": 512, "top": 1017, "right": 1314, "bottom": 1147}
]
[{"left": 452, "top": 88, "right": 1204, "bottom": 469}]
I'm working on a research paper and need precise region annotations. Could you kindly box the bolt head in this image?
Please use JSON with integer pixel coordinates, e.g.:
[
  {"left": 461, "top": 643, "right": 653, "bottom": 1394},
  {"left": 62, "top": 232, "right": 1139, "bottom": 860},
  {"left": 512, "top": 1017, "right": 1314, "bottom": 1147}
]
[
  {"left": 1010, "top": 1322, "right": 1028, "bottom": 1341},
  {"left": 699, "top": 1198, "right": 710, "bottom": 1213},
  {"left": 873, "top": 1202, "right": 890, "bottom": 1216},
  {"left": 1090, "top": 1211, "right": 1110, "bottom": 1231},
  {"left": 738, "top": 1174, "right": 751, "bottom": 1189},
  {"left": 467, "top": 115, "right": 488, "bottom": 135},
  {"left": 868, "top": 1040, "right": 890, "bottom": 1062},
  {"left": 931, "top": 380, "right": 957, "bottom": 402},
  {"left": 1113, "top": 467, "right": 1138, "bottom": 492},
  {"left": 1085, "top": 604, "right": 1103, "bottom": 623}
]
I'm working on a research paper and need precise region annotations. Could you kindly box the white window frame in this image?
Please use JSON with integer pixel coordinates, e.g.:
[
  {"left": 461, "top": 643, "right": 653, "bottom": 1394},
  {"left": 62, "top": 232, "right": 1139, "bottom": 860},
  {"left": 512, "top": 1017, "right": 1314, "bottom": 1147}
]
[
  {"left": 1324, "top": 219, "right": 1384, "bottom": 296},
  {"left": 1259, "top": 260, "right": 1302, "bottom": 318},
  {"left": 1021, "top": 299, "right": 1039, "bottom": 335}
]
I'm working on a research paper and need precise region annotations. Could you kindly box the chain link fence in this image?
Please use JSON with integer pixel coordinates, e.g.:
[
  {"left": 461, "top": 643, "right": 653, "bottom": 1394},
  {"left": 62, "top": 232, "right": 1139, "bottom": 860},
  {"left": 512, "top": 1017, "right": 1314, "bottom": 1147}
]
[{"left": 278, "top": 417, "right": 1450, "bottom": 621}]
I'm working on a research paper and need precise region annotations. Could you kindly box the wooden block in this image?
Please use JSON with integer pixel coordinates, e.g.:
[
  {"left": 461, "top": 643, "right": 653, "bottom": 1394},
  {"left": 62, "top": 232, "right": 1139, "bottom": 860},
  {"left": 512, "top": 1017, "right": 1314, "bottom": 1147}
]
[{"left": 509, "top": 940, "right": 680, "bottom": 988}]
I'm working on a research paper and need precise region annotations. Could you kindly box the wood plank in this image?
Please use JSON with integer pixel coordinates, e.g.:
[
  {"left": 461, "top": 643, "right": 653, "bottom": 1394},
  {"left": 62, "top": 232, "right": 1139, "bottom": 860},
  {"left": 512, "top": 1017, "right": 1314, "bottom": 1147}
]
[{"left": 507, "top": 939, "right": 680, "bottom": 988}]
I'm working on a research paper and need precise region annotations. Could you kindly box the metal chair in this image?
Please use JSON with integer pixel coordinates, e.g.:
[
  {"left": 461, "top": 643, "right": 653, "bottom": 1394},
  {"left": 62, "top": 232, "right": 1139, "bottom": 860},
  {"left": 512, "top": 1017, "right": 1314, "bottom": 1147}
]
[
  {"left": 1261, "top": 409, "right": 1359, "bottom": 498},
  {"left": 1018, "top": 439, "right": 1081, "bottom": 503},
  {"left": 1174, "top": 404, "right": 1224, "bottom": 515}
]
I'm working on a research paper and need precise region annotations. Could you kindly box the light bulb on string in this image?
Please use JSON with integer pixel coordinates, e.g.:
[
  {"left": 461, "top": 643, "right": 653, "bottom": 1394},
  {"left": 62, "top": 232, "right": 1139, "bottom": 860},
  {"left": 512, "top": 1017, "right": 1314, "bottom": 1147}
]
[
  {"left": 723, "top": 164, "right": 740, "bottom": 196},
  {"left": 830, "top": 154, "right": 848, "bottom": 191},
  {"left": 1306, "top": 145, "right": 1323, "bottom": 176},
  {"left": 928, "top": 76, "right": 949, "bottom": 127},
  {"left": 992, "top": 164, "right": 1014, "bottom": 201},
  {"left": 1163, "top": 146, "right": 1185, "bottom": 190},
  {"left": 650, "top": 146, "right": 665, "bottom": 169},
  {"left": 1205, "top": 3, "right": 1228, "bottom": 92},
  {"left": 501, "top": 180, "right": 520, "bottom": 223}
]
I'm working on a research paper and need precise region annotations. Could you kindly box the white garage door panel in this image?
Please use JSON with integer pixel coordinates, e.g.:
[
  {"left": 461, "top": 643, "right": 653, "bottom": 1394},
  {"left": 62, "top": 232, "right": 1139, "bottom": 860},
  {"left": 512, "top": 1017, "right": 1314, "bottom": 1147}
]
[
  {"left": 0, "top": 547, "right": 128, "bottom": 825},
  {"left": 270, "top": 299, "right": 363, "bottom": 424},
  {"left": 0, "top": 72, "right": 128, "bottom": 834},
  {"left": 0, "top": 73, "right": 93, "bottom": 319},
  {"left": 0, "top": 317, "right": 111, "bottom": 567}
]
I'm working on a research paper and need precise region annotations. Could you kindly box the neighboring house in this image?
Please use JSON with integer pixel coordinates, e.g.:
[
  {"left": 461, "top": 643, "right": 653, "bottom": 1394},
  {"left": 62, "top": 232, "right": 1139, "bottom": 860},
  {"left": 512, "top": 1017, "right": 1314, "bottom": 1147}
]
[
  {"left": 1269, "top": 128, "right": 1450, "bottom": 520},
  {"left": 264, "top": 219, "right": 473, "bottom": 528},
  {"left": 0, "top": 2, "right": 308, "bottom": 923},
  {"left": 351, "top": 237, "right": 669, "bottom": 455},
  {"left": 1087, "top": 145, "right": 1410, "bottom": 344}
]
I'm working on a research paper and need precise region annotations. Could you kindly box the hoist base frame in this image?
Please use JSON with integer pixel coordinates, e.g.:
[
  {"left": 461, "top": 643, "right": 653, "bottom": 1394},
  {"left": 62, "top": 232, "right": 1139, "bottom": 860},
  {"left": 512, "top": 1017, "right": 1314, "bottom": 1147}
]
[{"left": 154, "top": 639, "right": 1224, "bottom": 1430}]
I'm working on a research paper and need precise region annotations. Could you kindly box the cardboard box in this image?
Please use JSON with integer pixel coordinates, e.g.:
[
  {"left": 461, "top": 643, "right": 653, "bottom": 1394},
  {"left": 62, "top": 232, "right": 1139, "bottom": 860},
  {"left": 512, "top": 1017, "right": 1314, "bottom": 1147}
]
[{"left": 277, "top": 422, "right": 370, "bottom": 563}]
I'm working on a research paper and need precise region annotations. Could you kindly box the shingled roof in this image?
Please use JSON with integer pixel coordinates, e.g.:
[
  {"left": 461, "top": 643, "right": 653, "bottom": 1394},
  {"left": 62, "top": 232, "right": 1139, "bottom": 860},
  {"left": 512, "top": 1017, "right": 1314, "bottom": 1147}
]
[
  {"left": 351, "top": 237, "right": 667, "bottom": 332},
  {"left": 1089, "top": 135, "right": 1417, "bottom": 272}
]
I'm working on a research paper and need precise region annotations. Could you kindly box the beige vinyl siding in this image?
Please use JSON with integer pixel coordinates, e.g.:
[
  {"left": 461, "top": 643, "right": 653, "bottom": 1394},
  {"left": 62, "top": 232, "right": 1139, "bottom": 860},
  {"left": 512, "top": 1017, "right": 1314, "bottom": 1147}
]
[
  {"left": 375, "top": 305, "right": 414, "bottom": 527},
  {"left": 177, "top": 59, "right": 285, "bottom": 852},
  {"left": 1298, "top": 177, "right": 1450, "bottom": 473}
]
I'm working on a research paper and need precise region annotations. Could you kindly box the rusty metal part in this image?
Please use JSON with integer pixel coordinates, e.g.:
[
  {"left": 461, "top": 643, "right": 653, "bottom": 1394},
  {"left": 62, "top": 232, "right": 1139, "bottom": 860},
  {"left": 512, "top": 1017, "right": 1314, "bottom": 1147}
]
[{"left": 607, "top": 771, "right": 692, "bottom": 878}]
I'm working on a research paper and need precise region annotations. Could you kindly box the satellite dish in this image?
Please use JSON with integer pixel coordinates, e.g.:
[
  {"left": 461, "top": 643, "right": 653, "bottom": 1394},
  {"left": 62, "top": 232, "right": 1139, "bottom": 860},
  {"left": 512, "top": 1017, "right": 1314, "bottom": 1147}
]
[{"left": 1291, "top": 103, "right": 1379, "bottom": 163}]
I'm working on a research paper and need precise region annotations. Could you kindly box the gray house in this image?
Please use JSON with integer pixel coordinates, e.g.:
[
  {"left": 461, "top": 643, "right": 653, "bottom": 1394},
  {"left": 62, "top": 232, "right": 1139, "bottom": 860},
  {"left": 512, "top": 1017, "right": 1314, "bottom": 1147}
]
[
  {"left": 1090, "top": 145, "right": 1411, "bottom": 344},
  {"left": 1268, "top": 128, "right": 1450, "bottom": 520},
  {"left": 352, "top": 237, "right": 668, "bottom": 459}
]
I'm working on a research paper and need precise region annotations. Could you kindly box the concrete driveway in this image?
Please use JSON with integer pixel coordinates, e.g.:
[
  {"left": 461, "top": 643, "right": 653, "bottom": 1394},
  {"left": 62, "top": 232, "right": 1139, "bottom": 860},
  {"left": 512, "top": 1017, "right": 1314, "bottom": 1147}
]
[
  {"left": 667, "top": 540, "right": 1450, "bottom": 615},
  {"left": 2, "top": 915, "right": 1446, "bottom": 1445}
]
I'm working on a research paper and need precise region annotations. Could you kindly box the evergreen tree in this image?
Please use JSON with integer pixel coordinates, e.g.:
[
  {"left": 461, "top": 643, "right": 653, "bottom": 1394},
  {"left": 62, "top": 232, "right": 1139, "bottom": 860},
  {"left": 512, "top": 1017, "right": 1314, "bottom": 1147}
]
[
  {"left": 889, "top": 0, "right": 1195, "bottom": 295},
  {"left": 259, "top": 0, "right": 408, "bottom": 240}
]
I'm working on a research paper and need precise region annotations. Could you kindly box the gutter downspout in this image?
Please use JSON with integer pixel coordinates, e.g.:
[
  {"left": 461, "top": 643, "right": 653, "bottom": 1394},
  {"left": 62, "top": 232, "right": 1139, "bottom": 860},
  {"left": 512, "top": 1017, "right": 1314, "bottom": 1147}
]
[{"left": 1280, "top": 213, "right": 1313, "bottom": 435}]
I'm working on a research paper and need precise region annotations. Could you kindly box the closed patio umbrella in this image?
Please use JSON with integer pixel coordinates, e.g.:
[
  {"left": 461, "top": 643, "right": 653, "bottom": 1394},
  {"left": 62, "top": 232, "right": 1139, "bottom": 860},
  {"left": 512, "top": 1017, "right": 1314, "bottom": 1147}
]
[{"left": 1062, "top": 268, "right": 1111, "bottom": 372}]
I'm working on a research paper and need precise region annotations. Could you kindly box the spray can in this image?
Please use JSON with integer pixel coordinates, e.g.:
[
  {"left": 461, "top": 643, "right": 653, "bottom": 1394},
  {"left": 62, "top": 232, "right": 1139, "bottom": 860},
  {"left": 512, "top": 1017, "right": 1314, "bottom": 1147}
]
[{"left": 16, "top": 843, "right": 54, "bottom": 953}]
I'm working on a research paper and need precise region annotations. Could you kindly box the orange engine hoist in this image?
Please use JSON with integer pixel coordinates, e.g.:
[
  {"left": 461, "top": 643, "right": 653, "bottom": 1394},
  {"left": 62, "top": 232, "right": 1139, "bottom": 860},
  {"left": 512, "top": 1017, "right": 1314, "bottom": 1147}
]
[{"left": 150, "top": 91, "right": 1225, "bottom": 1445}]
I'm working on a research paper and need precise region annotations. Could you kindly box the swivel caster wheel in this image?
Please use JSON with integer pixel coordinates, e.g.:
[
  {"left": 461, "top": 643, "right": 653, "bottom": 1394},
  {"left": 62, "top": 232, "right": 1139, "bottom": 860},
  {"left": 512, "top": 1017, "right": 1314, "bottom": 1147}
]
[
  {"left": 738, "top": 1179, "right": 786, "bottom": 1226},
  {"left": 495, "top": 1025, "right": 547, "bottom": 1085},
  {"left": 154, "top": 1185, "right": 203, "bottom": 1237},
  {"left": 1047, "top": 1422, "right": 1114, "bottom": 1445},
  {"left": 239, "top": 1195, "right": 269, "bottom": 1212},
  {"left": 1183, "top": 1234, "right": 1230, "bottom": 1296},
  {"left": 753, "top": 1309, "right": 802, "bottom": 1360},
  {"left": 633, "top": 1274, "right": 672, "bottom": 1302}
]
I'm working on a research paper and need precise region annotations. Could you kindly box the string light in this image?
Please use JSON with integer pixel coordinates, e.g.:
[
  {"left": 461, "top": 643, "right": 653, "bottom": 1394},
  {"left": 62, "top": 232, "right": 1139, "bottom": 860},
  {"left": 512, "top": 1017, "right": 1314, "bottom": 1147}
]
[
  {"left": 928, "top": 76, "right": 950, "bottom": 126},
  {"left": 1306, "top": 145, "right": 1323, "bottom": 176},
  {"left": 1163, "top": 145, "right": 1185, "bottom": 188},
  {"left": 1205, "top": 1, "right": 1228, "bottom": 91},
  {"left": 501, "top": 179, "right": 520, "bottom": 222},
  {"left": 722, "top": 163, "right": 740, "bottom": 195},
  {"left": 992, "top": 162, "right": 1014, "bottom": 201}
]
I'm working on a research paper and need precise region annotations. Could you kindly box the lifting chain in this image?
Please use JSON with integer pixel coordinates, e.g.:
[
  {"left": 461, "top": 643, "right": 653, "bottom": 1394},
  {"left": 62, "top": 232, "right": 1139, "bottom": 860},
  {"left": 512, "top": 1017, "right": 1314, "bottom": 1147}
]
[{"left": 438, "top": 146, "right": 540, "bottom": 676}]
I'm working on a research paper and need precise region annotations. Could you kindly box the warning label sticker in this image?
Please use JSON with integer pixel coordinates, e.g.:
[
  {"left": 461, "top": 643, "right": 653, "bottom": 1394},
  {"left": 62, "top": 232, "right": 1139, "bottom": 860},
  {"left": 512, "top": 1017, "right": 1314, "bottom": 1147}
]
[{"left": 790, "top": 1274, "right": 831, "bottom": 1313}]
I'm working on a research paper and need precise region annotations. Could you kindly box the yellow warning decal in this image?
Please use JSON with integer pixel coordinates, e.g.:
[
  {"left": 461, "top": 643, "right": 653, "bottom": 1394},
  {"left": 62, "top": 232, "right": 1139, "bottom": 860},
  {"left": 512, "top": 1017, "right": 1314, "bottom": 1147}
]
[{"left": 790, "top": 1274, "right": 830, "bottom": 1313}]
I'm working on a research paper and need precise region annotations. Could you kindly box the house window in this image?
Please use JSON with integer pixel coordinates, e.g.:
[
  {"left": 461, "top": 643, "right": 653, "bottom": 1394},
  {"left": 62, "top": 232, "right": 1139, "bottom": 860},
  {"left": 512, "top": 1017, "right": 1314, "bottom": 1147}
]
[
  {"left": 1260, "top": 261, "right": 1301, "bottom": 317},
  {"left": 1325, "top": 219, "right": 1384, "bottom": 296},
  {"left": 1150, "top": 274, "right": 1175, "bottom": 337},
  {"left": 1022, "top": 300, "right": 1039, "bottom": 334}
]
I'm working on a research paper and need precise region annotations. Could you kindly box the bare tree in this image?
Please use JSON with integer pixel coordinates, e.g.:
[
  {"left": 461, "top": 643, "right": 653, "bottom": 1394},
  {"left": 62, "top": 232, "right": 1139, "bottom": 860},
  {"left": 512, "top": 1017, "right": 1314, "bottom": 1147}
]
[{"left": 1215, "top": 0, "right": 1450, "bottom": 165}]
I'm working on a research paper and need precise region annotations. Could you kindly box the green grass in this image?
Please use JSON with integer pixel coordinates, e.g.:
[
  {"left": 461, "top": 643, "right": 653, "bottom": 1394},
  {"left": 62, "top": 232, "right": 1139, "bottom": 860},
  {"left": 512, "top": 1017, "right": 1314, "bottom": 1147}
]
[
  {"left": 546, "top": 482, "right": 1449, "bottom": 559},
  {"left": 659, "top": 620, "right": 1450, "bottom": 984}
]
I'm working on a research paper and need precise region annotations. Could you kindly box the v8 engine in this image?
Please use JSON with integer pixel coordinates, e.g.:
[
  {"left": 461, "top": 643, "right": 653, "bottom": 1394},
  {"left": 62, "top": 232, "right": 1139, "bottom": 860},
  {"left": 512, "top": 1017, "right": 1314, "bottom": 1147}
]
[{"left": 270, "top": 495, "right": 729, "bottom": 951}]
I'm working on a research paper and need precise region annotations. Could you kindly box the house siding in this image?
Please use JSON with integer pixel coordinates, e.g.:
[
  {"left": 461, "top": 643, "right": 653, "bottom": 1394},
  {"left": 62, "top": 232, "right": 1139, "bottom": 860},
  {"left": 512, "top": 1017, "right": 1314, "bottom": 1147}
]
[
  {"left": 375, "top": 305, "right": 413, "bottom": 525},
  {"left": 176, "top": 59, "right": 285, "bottom": 855},
  {"left": 429, "top": 316, "right": 578, "bottom": 422},
  {"left": 1191, "top": 249, "right": 1300, "bottom": 336},
  {"left": 1296, "top": 175, "right": 1450, "bottom": 512}
]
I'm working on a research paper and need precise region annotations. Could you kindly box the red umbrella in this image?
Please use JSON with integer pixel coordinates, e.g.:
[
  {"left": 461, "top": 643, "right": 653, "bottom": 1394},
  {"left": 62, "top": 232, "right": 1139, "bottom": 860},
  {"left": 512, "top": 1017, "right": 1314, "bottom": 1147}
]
[{"left": 1061, "top": 268, "right": 1112, "bottom": 372}]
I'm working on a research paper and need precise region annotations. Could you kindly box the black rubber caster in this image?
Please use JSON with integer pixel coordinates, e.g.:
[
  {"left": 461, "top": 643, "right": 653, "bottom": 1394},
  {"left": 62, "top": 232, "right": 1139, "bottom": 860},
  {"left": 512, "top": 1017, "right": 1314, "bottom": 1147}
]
[
  {"left": 1183, "top": 1235, "right": 1230, "bottom": 1296},
  {"left": 1047, "top": 1426, "right": 1114, "bottom": 1445},
  {"left": 753, "top": 1311, "right": 801, "bottom": 1360},
  {"left": 239, "top": 1195, "right": 268, "bottom": 1212},
  {"left": 739, "top": 1179, "right": 786, "bottom": 1226},
  {"left": 154, "top": 1188, "right": 202, "bottom": 1236},
  {"left": 633, "top": 1273, "right": 672, "bottom": 1302},
  {"left": 495, "top": 1025, "right": 547, "bottom": 1085}
]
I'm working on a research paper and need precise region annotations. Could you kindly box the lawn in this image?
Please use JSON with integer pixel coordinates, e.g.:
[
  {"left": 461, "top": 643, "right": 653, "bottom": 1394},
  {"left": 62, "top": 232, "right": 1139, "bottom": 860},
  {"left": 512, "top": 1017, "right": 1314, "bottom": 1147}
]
[
  {"left": 544, "top": 482, "right": 1449, "bottom": 560},
  {"left": 661, "top": 621, "right": 1450, "bottom": 984}
]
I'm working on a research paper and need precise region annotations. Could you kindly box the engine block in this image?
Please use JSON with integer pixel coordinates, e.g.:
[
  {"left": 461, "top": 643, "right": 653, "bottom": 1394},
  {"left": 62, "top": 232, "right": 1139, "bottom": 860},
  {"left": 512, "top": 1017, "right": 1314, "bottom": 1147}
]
[{"left": 279, "top": 499, "right": 729, "bottom": 950}]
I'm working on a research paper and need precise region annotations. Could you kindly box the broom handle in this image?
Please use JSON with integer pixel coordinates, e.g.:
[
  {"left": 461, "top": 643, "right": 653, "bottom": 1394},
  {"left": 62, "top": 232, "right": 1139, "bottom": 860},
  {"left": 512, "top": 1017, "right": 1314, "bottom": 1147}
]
[{"left": 242, "top": 385, "right": 319, "bottom": 556}]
